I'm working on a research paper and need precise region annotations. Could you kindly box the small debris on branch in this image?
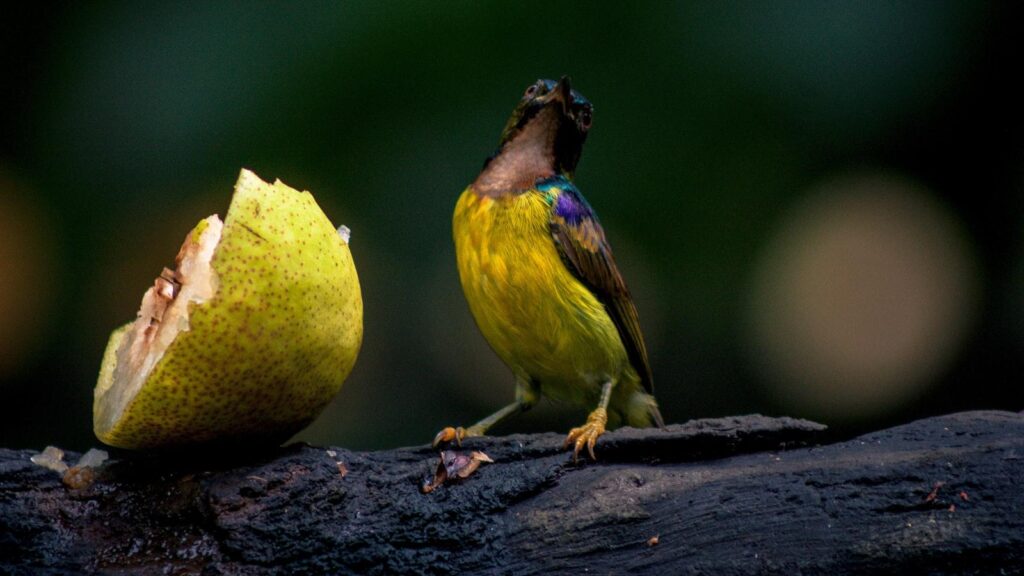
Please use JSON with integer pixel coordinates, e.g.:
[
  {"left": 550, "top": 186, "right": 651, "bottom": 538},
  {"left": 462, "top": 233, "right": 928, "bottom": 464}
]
[
  {"left": 62, "top": 448, "right": 109, "bottom": 489},
  {"left": 421, "top": 449, "right": 494, "bottom": 493},
  {"left": 30, "top": 445, "right": 109, "bottom": 489},
  {"left": 30, "top": 446, "right": 68, "bottom": 474}
]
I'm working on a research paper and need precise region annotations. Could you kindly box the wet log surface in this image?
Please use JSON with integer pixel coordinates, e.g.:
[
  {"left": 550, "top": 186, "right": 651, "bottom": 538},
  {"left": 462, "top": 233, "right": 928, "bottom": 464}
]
[{"left": 2, "top": 411, "right": 1022, "bottom": 575}]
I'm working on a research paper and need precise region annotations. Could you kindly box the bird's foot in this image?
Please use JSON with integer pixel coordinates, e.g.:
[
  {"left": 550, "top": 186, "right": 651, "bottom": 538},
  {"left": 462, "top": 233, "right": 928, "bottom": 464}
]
[
  {"left": 433, "top": 426, "right": 466, "bottom": 448},
  {"left": 432, "top": 425, "right": 484, "bottom": 449},
  {"left": 564, "top": 407, "right": 608, "bottom": 461}
]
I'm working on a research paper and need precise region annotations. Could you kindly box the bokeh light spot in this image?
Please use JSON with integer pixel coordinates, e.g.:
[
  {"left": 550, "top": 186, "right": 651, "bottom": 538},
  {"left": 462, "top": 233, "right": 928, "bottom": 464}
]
[
  {"left": 747, "top": 172, "right": 978, "bottom": 421},
  {"left": 0, "top": 170, "right": 56, "bottom": 378}
]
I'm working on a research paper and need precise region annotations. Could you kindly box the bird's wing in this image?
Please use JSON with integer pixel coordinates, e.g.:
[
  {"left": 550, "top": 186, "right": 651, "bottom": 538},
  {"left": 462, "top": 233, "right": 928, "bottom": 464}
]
[{"left": 546, "top": 180, "right": 654, "bottom": 394}]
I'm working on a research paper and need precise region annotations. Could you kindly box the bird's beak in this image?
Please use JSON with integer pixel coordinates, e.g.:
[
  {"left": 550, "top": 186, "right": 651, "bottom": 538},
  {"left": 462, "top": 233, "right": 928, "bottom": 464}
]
[
  {"left": 538, "top": 76, "right": 574, "bottom": 113},
  {"left": 557, "top": 75, "right": 573, "bottom": 113}
]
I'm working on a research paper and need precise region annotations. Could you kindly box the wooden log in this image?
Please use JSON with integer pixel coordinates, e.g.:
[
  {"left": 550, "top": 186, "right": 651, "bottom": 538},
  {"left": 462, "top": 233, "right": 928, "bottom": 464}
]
[{"left": 1, "top": 411, "right": 1021, "bottom": 575}]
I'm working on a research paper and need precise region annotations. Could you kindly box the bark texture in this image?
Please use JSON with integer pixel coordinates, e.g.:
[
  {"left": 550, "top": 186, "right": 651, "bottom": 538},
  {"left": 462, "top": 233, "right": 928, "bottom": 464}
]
[{"left": 1, "top": 411, "right": 1022, "bottom": 575}]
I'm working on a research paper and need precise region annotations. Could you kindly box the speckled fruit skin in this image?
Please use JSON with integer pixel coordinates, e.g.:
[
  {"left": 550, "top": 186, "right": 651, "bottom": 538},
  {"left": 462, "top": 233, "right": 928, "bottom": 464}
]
[{"left": 94, "top": 169, "right": 363, "bottom": 449}]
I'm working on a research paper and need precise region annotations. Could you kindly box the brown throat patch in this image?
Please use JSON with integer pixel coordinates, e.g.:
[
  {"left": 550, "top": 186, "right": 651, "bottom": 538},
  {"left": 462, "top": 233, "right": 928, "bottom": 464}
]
[{"left": 472, "top": 107, "right": 559, "bottom": 196}]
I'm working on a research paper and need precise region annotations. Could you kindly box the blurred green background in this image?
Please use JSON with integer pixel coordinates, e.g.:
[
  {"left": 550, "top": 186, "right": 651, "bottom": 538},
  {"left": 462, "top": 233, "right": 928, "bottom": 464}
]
[{"left": 1, "top": 2, "right": 1021, "bottom": 452}]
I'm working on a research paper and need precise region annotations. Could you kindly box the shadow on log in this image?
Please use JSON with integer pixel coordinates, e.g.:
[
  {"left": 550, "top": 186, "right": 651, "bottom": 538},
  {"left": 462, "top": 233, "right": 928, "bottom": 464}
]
[{"left": 2, "top": 411, "right": 1022, "bottom": 575}]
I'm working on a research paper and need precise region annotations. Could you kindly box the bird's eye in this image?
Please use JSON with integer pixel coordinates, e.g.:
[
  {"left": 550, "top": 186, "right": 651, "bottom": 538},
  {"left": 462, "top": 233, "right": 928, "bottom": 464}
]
[
  {"left": 579, "top": 108, "right": 593, "bottom": 129},
  {"left": 524, "top": 84, "right": 540, "bottom": 98}
]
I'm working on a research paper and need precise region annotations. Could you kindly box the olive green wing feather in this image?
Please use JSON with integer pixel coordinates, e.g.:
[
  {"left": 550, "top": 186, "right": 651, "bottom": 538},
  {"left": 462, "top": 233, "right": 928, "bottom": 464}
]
[{"left": 546, "top": 181, "right": 655, "bottom": 396}]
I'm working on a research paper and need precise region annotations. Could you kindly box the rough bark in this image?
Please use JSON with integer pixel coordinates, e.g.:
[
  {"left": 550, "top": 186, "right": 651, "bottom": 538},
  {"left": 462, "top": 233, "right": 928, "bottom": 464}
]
[{"left": 1, "top": 411, "right": 1022, "bottom": 575}]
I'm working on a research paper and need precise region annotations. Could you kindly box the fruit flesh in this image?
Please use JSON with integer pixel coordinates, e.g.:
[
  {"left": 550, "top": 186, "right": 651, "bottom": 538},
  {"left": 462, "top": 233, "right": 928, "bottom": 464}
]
[
  {"left": 94, "top": 169, "right": 362, "bottom": 449},
  {"left": 95, "top": 216, "right": 222, "bottom": 438}
]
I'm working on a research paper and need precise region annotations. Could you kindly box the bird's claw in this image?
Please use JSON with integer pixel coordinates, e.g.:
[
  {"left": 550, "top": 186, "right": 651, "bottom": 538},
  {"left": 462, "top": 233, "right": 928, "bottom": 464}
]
[
  {"left": 432, "top": 426, "right": 467, "bottom": 448},
  {"left": 564, "top": 408, "right": 608, "bottom": 461}
]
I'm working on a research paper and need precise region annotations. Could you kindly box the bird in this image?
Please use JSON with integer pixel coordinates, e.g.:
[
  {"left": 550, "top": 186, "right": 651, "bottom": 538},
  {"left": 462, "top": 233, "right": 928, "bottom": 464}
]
[{"left": 434, "top": 76, "right": 663, "bottom": 460}]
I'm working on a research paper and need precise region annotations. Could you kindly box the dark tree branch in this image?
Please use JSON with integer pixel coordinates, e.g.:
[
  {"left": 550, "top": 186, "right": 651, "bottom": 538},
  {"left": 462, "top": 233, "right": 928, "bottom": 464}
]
[{"left": 2, "top": 411, "right": 1022, "bottom": 575}]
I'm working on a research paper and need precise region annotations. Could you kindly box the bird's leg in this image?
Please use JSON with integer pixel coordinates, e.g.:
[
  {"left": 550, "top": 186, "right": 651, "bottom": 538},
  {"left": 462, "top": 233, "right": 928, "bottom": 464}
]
[
  {"left": 433, "top": 402, "right": 526, "bottom": 447},
  {"left": 564, "top": 379, "right": 615, "bottom": 461},
  {"left": 433, "top": 378, "right": 538, "bottom": 448}
]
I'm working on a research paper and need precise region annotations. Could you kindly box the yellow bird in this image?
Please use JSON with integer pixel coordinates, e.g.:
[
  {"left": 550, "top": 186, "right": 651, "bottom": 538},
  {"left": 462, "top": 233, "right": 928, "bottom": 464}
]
[{"left": 435, "top": 77, "right": 663, "bottom": 459}]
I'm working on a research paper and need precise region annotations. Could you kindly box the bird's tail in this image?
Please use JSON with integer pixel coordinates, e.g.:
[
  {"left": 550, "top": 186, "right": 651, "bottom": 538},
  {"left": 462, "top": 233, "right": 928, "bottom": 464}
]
[{"left": 624, "top": 390, "right": 665, "bottom": 428}]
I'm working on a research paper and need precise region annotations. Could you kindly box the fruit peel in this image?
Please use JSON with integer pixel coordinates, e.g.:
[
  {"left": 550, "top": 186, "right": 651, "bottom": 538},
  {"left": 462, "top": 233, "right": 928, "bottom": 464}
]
[{"left": 94, "top": 169, "right": 362, "bottom": 449}]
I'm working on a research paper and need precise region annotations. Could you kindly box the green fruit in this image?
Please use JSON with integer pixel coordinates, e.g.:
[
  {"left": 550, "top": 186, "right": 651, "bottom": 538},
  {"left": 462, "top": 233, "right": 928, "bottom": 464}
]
[{"left": 94, "top": 169, "right": 362, "bottom": 449}]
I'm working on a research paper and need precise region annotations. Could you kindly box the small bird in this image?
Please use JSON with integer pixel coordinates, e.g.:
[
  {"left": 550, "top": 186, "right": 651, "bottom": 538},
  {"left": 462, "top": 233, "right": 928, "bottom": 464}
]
[{"left": 435, "top": 77, "right": 663, "bottom": 460}]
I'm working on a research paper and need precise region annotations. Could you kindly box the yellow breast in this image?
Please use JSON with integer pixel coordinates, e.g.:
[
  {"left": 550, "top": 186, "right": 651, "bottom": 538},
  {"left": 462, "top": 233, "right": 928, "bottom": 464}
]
[{"left": 453, "top": 187, "right": 629, "bottom": 400}]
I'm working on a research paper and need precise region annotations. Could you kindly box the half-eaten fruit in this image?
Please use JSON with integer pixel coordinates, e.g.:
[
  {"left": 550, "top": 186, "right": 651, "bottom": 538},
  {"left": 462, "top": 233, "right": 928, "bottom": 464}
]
[{"left": 94, "top": 169, "right": 362, "bottom": 449}]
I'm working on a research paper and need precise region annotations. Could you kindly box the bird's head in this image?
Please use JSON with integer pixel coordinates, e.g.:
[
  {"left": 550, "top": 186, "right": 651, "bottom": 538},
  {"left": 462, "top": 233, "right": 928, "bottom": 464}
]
[{"left": 476, "top": 77, "right": 593, "bottom": 193}]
